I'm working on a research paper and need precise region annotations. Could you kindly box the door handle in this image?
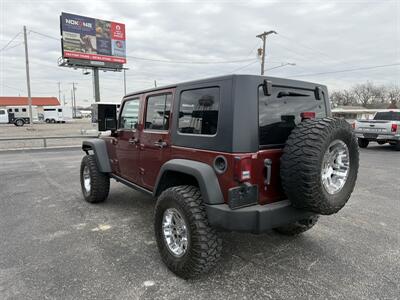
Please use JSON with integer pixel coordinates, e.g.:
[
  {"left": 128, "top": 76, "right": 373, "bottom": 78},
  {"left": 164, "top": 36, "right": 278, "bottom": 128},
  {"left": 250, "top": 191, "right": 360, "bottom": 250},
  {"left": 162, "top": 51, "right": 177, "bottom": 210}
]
[
  {"left": 154, "top": 140, "right": 168, "bottom": 149},
  {"left": 128, "top": 138, "right": 139, "bottom": 145}
]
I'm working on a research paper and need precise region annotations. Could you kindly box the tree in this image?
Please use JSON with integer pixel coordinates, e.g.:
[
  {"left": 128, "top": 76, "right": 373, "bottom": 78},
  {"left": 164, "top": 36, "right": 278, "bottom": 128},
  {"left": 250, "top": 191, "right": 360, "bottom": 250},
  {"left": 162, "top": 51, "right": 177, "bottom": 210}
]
[{"left": 352, "top": 82, "right": 378, "bottom": 107}]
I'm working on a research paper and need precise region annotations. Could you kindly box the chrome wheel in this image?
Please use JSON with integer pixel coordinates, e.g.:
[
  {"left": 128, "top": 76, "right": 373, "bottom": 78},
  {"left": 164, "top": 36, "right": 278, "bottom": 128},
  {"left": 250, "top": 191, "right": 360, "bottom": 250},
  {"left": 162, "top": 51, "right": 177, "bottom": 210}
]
[
  {"left": 162, "top": 208, "right": 188, "bottom": 257},
  {"left": 321, "top": 140, "right": 350, "bottom": 194},
  {"left": 83, "top": 165, "right": 91, "bottom": 194}
]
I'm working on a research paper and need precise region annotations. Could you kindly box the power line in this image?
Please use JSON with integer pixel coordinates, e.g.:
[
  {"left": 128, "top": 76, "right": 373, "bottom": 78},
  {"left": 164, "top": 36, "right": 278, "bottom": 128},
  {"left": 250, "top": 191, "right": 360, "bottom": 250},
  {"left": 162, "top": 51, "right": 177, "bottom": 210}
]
[
  {"left": 288, "top": 63, "right": 400, "bottom": 78},
  {"left": 0, "top": 83, "right": 26, "bottom": 93},
  {"left": 28, "top": 30, "right": 59, "bottom": 41},
  {"left": 0, "top": 32, "right": 22, "bottom": 52},
  {"left": 25, "top": 28, "right": 288, "bottom": 66},
  {"left": 0, "top": 41, "right": 24, "bottom": 52},
  {"left": 278, "top": 33, "right": 335, "bottom": 60},
  {"left": 230, "top": 60, "right": 259, "bottom": 73},
  {"left": 126, "top": 55, "right": 256, "bottom": 65}
]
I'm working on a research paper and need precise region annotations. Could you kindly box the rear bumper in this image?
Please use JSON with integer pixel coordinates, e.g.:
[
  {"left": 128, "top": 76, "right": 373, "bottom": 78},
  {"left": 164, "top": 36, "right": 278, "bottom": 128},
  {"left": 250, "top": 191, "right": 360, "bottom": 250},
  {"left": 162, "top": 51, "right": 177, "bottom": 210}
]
[
  {"left": 205, "top": 200, "right": 315, "bottom": 234},
  {"left": 355, "top": 132, "right": 400, "bottom": 141}
]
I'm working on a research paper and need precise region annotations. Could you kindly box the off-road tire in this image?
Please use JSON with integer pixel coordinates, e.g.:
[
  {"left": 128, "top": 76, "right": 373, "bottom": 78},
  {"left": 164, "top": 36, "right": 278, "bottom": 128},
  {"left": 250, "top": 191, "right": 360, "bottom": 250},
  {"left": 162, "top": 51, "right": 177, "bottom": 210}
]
[
  {"left": 281, "top": 118, "right": 359, "bottom": 215},
  {"left": 80, "top": 155, "right": 110, "bottom": 203},
  {"left": 154, "top": 185, "right": 222, "bottom": 279},
  {"left": 358, "top": 138, "right": 369, "bottom": 148},
  {"left": 274, "top": 215, "right": 319, "bottom": 236}
]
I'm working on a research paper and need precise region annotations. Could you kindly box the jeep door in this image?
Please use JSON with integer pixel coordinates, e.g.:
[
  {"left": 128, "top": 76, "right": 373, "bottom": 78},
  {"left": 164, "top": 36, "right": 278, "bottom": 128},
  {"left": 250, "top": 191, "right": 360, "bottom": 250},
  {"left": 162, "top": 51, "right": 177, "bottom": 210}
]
[
  {"left": 115, "top": 97, "right": 142, "bottom": 182},
  {"left": 138, "top": 90, "right": 173, "bottom": 189}
]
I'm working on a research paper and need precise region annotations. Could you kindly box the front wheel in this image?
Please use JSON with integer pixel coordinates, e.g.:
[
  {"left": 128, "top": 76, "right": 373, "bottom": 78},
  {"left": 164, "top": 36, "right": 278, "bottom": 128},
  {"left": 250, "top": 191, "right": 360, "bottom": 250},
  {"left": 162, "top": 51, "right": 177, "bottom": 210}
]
[
  {"left": 80, "top": 155, "right": 110, "bottom": 203},
  {"left": 154, "top": 185, "right": 222, "bottom": 279},
  {"left": 358, "top": 138, "right": 369, "bottom": 148},
  {"left": 274, "top": 216, "right": 319, "bottom": 236}
]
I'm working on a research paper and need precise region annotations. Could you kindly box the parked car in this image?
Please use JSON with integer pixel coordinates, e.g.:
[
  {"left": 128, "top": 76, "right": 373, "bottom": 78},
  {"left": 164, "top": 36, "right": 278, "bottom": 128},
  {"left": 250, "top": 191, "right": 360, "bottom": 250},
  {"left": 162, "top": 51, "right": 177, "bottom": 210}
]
[
  {"left": 354, "top": 111, "right": 400, "bottom": 150},
  {"left": 79, "top": 75, "right": 359, "bottom": 278}
]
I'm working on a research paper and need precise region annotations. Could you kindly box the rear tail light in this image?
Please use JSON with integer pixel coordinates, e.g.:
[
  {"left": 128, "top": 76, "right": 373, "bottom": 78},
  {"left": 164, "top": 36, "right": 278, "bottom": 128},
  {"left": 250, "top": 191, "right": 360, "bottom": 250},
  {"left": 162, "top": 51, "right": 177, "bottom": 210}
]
[
  {"left": 300, "top": 111, "right": 316, "bottom": 121},
  {"left": 234, "top": 156, "right": 252, "bottom": 182},
  {"left": 352, "top": 122, "right": 356, "bottom": 129},
  {"left": 391, "top": 123, "right": 398, "bottom": 132}
]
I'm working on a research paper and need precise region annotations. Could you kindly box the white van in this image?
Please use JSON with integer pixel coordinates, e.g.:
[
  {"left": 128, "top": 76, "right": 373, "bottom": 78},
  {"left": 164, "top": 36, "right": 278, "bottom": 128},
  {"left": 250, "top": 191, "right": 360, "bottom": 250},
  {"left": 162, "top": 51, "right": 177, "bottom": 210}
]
[{"left": 43, "top": 106, "right": 65, "bottom": 123}]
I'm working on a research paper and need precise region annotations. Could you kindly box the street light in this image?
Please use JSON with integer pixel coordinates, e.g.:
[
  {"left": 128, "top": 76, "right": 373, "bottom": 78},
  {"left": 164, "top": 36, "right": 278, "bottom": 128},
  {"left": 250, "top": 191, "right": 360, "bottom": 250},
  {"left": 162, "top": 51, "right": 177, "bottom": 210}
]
[{"left": 266, "top": 62, "right": 296, "bottom": 71}]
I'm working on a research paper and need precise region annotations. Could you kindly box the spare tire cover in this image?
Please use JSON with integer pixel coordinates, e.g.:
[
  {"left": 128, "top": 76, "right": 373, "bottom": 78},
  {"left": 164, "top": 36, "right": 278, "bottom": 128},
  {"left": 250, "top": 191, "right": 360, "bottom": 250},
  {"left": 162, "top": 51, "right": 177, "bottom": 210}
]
[{"left": 280, "top": 117, "right": 359, "bottom": 215}]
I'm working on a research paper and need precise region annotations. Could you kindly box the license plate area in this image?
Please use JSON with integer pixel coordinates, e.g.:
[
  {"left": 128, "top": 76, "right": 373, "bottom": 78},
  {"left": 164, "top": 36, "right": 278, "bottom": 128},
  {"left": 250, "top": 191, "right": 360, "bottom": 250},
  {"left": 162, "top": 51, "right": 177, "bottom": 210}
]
[
  {"left": 228, "top": 184, "right": 258, "bottom": 209},
  {"left": 364, "top": 133, "right": 378, "bottom": 139}
]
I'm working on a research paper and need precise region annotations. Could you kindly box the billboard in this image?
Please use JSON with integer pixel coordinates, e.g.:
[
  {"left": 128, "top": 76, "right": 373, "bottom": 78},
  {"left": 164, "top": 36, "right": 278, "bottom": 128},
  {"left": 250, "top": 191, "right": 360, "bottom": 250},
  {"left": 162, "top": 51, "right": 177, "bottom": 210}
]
[{"left": 60, "top": 12, "right": 126, "bottom": 64}]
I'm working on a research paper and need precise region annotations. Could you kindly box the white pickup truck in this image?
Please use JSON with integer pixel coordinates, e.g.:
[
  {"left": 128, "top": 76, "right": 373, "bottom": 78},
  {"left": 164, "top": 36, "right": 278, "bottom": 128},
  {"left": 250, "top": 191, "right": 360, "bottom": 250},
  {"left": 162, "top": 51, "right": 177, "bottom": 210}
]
[
  {"left": 0, "top": 107, "right": 30, "bottom": 126},
  {"left": 354, "top": 111, "right": 400, "bottom": 151}
]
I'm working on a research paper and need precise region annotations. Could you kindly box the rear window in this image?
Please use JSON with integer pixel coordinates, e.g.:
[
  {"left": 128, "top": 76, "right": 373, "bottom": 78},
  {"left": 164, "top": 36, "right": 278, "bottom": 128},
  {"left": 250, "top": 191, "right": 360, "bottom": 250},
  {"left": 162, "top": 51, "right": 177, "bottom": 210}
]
[
  {"left": 374, "top": 111, "right": 400, "bottom": 121},
  {"left": 258, "top": 86, "right": 325, "bottom": 147}
]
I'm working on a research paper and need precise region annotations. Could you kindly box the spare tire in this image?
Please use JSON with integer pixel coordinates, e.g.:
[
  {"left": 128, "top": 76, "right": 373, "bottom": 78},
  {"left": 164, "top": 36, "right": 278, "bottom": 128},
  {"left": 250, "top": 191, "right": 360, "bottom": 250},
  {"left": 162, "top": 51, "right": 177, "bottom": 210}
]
[{"left": 280, "top": 118, "right": 359, "bottom": 215}]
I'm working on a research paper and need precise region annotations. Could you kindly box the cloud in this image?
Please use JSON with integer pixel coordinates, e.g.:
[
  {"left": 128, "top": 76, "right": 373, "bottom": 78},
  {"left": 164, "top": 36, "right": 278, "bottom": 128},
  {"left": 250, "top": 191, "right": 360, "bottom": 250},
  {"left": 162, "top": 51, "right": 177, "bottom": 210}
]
[{"left": 1, "top": 0, "right": 399, "bottom": 105}]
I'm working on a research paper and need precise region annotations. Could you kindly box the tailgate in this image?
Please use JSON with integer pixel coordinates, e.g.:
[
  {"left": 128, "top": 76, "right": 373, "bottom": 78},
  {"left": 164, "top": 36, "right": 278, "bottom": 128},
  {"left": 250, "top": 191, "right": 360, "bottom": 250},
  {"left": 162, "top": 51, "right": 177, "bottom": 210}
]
[{"left": 356, "top": 120, "right": 392, "bottom": 134}]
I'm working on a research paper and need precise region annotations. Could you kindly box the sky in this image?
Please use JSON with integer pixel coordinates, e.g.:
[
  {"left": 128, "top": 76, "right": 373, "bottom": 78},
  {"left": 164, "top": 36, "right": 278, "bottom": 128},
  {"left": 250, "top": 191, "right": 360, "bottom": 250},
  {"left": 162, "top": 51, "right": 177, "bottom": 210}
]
[{"left": 0, "top": 0, "right": 399, "bottom": 107}]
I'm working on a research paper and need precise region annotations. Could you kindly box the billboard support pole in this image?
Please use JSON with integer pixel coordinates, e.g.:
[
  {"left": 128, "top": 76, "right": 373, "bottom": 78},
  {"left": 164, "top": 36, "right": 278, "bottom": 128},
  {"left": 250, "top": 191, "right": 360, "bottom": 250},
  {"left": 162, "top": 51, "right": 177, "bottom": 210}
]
[
  {"left": 93, "top": 67, "right": 100, "bottom": 102},
  {"left": 23, "top": 26, "right": 33, "bottom": 126},
  {"left": 123, "top": 68, "right": 127, "bottom": 95}
]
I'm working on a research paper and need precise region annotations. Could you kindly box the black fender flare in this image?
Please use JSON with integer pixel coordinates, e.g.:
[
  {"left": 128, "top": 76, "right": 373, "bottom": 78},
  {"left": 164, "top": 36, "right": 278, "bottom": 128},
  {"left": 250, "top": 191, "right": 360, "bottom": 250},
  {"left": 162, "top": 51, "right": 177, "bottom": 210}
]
[
  {"left": 82, "top": 139, "right": 111, "bottom": 173},
  {"left": 153, "top": 159, "right": 224, "bottom": 205}
]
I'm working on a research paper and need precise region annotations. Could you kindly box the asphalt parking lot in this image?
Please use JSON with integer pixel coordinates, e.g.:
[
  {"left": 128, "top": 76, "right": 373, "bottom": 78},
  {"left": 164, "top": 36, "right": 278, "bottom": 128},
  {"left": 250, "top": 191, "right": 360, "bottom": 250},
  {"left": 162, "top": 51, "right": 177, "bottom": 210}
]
[{"left": 0, "top": 145, "right": 399, "bottom": 299}]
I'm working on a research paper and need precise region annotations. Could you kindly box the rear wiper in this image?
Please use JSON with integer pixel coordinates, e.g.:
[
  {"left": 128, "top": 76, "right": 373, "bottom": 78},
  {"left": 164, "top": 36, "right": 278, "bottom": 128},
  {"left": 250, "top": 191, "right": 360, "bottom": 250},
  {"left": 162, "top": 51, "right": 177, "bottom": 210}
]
[{"left": 277, "top": 91, "right": 310, "bottom": 98}]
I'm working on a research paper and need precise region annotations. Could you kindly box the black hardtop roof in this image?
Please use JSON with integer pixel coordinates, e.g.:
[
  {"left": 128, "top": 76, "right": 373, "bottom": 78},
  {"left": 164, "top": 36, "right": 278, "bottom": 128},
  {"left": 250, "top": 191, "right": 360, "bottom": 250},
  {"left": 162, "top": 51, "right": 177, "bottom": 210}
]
[{"left": 123, "top": 74, "right": 325, "bottom": 99}]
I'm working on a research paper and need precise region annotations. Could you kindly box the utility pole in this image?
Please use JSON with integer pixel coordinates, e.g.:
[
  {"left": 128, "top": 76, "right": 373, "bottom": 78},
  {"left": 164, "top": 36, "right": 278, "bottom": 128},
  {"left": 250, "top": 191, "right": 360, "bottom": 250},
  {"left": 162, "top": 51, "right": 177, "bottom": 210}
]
[
  {"left": 256, "top": 30, "right": 277, "bottom": 75},
  {"left": 71, "top": 82, "right": 78, "bottom": 118},
  {"left": 23, "top": 26, "right": 33, "bottom": 126},
  {"left": 57, "top": 82, "right": 61, "bottom": 106}
]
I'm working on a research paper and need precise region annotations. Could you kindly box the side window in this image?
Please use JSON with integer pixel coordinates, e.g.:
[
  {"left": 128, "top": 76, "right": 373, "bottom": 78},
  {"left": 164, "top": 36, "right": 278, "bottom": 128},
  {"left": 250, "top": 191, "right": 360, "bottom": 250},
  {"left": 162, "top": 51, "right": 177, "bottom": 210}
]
[
  {"left": 178, "top": 87, "right": 219, "bottom": 135},
  {"left": 8, "top": 109, "right": 12, "bottom": 112},
  {"left": 0, "top": 110, "right": 5, "bottom": 115},
  {"left": 58, "top": 109, "right": 62, "bottom": 112},
  {"left": 15, "top": 108, "right": 19, "bottom": 113},
  {"left": 22, "top": 108, "right": 27, "bottom": 112},
  {"left": 119, "top": 99, "right": 140, "bottom": 129},
  {"left": 145, "top": 93, "right": 172, "bottom": 130}
]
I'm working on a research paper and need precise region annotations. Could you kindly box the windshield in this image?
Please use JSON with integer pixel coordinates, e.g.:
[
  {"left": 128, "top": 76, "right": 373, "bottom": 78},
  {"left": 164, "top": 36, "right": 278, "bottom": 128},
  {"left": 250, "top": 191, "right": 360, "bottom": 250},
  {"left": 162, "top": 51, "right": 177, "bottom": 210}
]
[
  {"left": 258, "top": 86, "right": 326, "bottom": 147},
  {"left": 374, "top": 111, "right": 400, "bottom": 121}
]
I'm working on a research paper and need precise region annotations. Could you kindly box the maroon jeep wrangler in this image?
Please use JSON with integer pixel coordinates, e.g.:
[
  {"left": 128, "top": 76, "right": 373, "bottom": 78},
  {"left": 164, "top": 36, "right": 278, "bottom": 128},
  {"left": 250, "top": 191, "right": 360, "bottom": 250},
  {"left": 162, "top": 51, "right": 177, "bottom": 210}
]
[{"left": 80, "top": 75, "right": 359, "bottom": 278}]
